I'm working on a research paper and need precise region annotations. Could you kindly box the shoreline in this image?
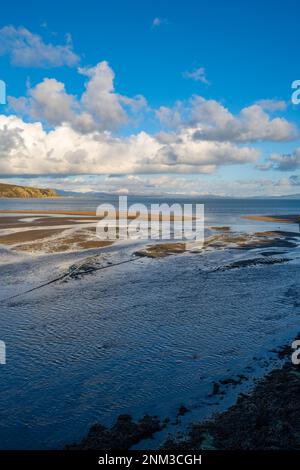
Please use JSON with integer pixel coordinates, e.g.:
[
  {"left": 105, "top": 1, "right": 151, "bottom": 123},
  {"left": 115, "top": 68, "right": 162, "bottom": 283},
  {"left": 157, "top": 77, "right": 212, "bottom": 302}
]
[
  {"left": 1, "top": 207, "right": 300, "bottom": 450},
  {"left": 243, "top": 214, "right": 300, "bottom": 224},
  {"left": 0, "top": 210, "right": 299, "bottom": 255},
  {"left": 67, "top": 337, "right": 300, "bottom": 450},
  {"left": 164, "top": 340, "right": 300, "bottom": 450}
]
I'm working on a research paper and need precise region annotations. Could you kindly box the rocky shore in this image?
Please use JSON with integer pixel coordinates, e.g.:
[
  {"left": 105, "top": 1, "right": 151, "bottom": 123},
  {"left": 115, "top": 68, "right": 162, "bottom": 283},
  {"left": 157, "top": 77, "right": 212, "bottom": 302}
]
[
  {"left": 67, "top": 342, "right": 300, "bottom": 451},
  {"left": 66, "top": 414, "right": 164, "bottom": 450},
  {"left": 164, "top": 347, "right": 300, "bottom": 450}
]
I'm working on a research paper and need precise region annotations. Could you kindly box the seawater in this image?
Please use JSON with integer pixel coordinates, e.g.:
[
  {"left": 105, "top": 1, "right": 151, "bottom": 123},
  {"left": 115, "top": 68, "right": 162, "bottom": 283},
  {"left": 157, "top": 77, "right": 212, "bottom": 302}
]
[{"left": 0, "top": 197, "right": 299, "bottom": 449}]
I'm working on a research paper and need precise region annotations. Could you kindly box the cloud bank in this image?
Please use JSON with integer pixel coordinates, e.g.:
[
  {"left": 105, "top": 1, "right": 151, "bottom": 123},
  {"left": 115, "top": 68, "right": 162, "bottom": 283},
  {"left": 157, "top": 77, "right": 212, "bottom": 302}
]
[
  {"left": 0, "top": 115, "right": 258, "bottom": 175},
  {"left": 0, "top": 39, "right": 298, "bottom": 186}
]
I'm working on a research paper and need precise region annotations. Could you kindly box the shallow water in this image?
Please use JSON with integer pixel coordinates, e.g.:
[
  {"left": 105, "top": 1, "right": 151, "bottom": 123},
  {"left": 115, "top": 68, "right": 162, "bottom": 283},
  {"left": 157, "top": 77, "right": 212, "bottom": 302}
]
[{"left": 0, "top": 197, "right": 299, "bottom": 449}]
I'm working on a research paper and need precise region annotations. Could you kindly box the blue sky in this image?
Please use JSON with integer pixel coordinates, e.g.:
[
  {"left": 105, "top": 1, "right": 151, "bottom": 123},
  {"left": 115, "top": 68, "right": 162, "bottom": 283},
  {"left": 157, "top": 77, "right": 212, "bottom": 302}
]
[{"left": 0, "top": 0, "right": 300, "bottom": 196}]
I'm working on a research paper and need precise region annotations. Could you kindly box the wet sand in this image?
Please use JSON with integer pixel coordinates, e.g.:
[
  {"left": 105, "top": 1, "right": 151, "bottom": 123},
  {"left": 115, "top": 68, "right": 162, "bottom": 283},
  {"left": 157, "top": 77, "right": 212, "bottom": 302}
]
[
  {"left": 0, "top": 209, "right": 196, "bottom": 222},
  {"left": 0, "top": 215, "right": 95, "bottom": 230},
  {"left": 0, "top": 210, "right": 299, "bottom": 255},
  {"left": 0, "top": 209, "right": 196, "bottom": 254},
  {"left": 14, "top": 231, "right": 113, "bottom": 253},
  {"left": 0, "top": 212, "right": 113, "bottom": 253},
  {"left": 243, "top": 214, "right": 300, "bottom": 224},
  {"left": 134, "top": 230, "right": 300, "bottom": 258},
  {"left": 0, "top": 228, "right": 66, "bottom": 245},
  {"left": 135, "top": 243, "right": 187, "bottom": 258}
]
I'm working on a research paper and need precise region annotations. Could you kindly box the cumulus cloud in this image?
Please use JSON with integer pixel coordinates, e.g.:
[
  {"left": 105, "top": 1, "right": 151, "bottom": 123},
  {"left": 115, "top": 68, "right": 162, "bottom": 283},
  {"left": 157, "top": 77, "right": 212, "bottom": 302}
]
[
  {"left": 155, "top": 97, "right": 296, "bottom": 142},
  {"left": 0, "top": 125, "right": 25, "bottom": 153},
  {"left": 9, "top": 61, "right": 148, "bottom": 133},
  {"left": 191, "top": 98, "right": 297, "bottom": 142},
  {"left": 267, "top": 149, "right": 300, "bottom": 171},
  {"left": 79, "top": 62, "right": 127, "bottom": 130},
  {"left": 183, "top": 67, "right": 210, "bottom": 85},
  {"left": 3, "top": 58, "right": 297, "bottom": 183},
  {"left": 10, "top": 78, "right": 79, "bottom": 126},
  {"left": 146, "top": 128, "right": 258, "bottom": 173},
  {"left": 155, "top": 103, "right": 183, "bottom": 128},
  {"left": 0, "top": 115, "right": 258, "bottom": 176},
  {"left": 6, "top": 173, "right": 300, "bottom": 197},
  {"left": 158, "top": 96, "right": 297, "bottom": 142},
  {"left": 255, "top": 99, "right": 287, "bottom": 112},
  {"left": 0, "top": 25, "right": 79, "bottom": 68}
]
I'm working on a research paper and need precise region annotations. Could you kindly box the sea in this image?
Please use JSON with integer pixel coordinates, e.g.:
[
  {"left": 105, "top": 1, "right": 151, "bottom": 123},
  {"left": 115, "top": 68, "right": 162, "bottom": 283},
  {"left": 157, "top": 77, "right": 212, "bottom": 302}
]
[{"left": 0, "top": 196, "right": 299, "bottom": 449}]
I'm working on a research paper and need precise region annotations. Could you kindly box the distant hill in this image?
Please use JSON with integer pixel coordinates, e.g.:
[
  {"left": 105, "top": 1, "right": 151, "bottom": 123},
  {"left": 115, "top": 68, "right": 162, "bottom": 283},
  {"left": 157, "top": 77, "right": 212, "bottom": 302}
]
[
  {"left": 56, "top": 189, "right": 300, "bottom": 199},
  {"left": 0, "top": 182, "right": 58, "bottom": 198}
]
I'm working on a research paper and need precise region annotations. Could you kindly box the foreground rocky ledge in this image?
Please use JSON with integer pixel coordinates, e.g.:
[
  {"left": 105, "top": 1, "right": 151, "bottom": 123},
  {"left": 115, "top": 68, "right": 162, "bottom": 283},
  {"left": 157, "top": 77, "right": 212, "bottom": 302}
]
[
  {"left": 164, "top": 359, "right": 300, "bottom": 450},
  {"left": 67, "top": 341, "right": 300, "bottom": 450},
  {"left": 66, "top": 415, "right": 164, "bottom": 450}
]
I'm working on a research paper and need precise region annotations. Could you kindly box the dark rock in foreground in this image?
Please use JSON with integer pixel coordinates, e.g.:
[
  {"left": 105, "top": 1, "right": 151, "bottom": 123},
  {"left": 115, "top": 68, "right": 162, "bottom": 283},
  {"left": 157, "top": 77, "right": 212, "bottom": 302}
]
[
  {"left": 66, "top": 337, "right": 300, "bottom": 451},
  {"left": 214, "top": 256, "right": 290, "bottom": 271},
  {"left": 164, "top": 361, "right": 300, "bottom": 450},
  {"left": 66, "top": 414, "right": 162, "bottom": 450}
]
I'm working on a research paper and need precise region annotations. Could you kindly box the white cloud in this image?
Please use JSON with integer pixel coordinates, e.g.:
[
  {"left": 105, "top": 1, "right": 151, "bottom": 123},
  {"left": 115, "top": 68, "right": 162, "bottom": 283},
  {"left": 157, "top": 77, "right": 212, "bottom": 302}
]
[
  {"left": 9, "top": 61, "right": 148, "bottom": 133},
  {"left": 158, "top": 96, "right": 297, "bottom": 142},
  {"left": 0, "top": 25, "right": 79, "bottom": 67},
  {"left": 255, "top": 99, "right": 287, "bottom": 112},
  {"left": 147, "top": 127, "right": 258, "bottom": 173},
  {"left": 0, "top": 115, "right": 258, "bottom": 176},
  {"left": 10, "top": 78, "right": 79, "bottom": 126},
  {"left": 156, "top": 103, "right": 183, "bottom": 128},
  {"left": 183, "top": 67, "right": 210, "bottom": 85},
  {"left": 192, "top": 98, "right": 297, "bottom": 142},
  {"left": 7, "top": 173, "right": 300, "bottom": 197},
  {"left": 3, "top": 59, "right": 298, "bottom": 186},
  {"left": 79, "top": 62, "right": 128, "bottom": 131}
]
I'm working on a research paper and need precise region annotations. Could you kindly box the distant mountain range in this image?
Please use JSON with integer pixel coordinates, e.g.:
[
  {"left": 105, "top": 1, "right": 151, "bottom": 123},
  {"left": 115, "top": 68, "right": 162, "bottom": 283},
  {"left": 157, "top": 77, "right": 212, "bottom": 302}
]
[
  {"left": 1, "top": 181, "right": 300, "bottom": 199},
  {"left": 56, "top": 189, "right": 300, "bottom": 199}
]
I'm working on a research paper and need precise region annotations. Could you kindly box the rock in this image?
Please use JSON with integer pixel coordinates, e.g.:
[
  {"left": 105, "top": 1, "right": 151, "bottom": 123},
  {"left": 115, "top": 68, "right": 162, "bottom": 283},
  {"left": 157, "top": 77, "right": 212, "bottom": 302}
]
[{"left": 66, "top": 414, "right": 162, "bottom": 450}]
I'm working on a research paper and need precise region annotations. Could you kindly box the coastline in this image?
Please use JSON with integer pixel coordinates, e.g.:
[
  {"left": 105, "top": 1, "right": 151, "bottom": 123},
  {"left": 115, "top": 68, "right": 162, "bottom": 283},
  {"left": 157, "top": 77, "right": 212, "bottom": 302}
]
[
  {"left": 66, "top": 337, "right": 300, "bottom": 450},
  {"left": 0, "top": 209, "right": 299, "bottom": 255},
  {"left": 163, "top": 339, "right": 300, "bottom": 450},
  {"left": 62, "top": 211, "right": 300, "bottom": 450},
  {"left": 1, "top": 204, "right": 300, "bottom": 449}
]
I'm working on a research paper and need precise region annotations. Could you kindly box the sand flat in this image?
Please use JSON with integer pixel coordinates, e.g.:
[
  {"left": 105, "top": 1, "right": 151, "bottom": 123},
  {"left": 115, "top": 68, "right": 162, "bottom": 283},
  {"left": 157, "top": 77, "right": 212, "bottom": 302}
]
[
  {"left": 0, "top": 228, "right": 66, "bottom": 245},
  {"left": 243, "top": 214, "right": 300, "bottom": 224},
  {"left": 0, "top": 215, "right": 98, "bottom": 230},
  {"left": 0, "top": 212, "right": 114, "bottom": 253},
  {"left": 0, "top": 209, "right": 196, "bottom": 221}
]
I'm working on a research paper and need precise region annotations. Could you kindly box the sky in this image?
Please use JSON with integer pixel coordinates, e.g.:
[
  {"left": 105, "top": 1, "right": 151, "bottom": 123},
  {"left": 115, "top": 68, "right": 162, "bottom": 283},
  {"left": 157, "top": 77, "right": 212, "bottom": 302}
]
[{"left": 0, "top": 0, "right": 300, "bottom": 196}]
